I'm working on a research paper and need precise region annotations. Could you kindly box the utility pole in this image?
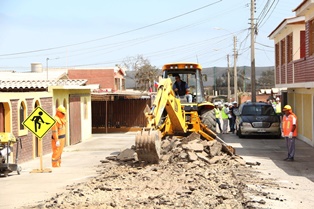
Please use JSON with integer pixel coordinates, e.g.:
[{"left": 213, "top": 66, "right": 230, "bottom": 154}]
[
  {"left": 214, "top": 66, "right": 216, "bottom": 96},
  {"left": 251, "top": 0, "right": 256, "bottom": 102},
  {"left": 233, "top": 36, "right": 237, "bottom": 102},
  {"left": 227, "top": 55, "right": 230, "bottom": 102}
]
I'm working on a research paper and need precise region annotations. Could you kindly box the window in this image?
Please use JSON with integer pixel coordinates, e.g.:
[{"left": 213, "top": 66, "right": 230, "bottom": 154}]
[
  {"left": 114, "top": 78, "right": 120, "bottom": 90},
  {"left": 287, "top": 33, "right": 293, "bottom": 63},
  {"left": 275, "top": 43, "right": 279, "bottom": 67},
  {"left": 20, "top": 102, "right": 26, "bottom": 130},
  {"left": 280, "top": 39, "right": 286, "bottom": 64},
  {"left": 18, "top": 101, "right": 28, "bottom": 136},
  {"left": 300, "top": 31, "right": 305, "bottom": 58},
  {"left": 309, "top": 19, "right": 314, "bottom": 56},
  {"left": 242, "top": 106, "right": 256, "bottom": 115},
  {"left": 261, "top": 106, "right": 275, "bottom": 116}
]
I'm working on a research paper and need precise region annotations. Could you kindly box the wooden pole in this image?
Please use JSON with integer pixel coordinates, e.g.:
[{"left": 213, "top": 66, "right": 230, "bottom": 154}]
[
  {"left": 30, "top": 137, "right": 52, "bottom": 173},
  {"left": 39, "top": 138, "right": 43, "bottom": 171}
]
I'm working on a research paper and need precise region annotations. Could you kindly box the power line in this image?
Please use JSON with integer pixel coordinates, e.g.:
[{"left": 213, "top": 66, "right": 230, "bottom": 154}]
[
  {"left": 258, "top": 0, "right": 279, "bottom": 29},
  {"left": 0, "top": 0, "right": 222, "bottom": 57}
]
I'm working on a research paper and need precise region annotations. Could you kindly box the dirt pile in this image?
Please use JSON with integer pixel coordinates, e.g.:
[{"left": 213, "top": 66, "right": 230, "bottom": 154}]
[{"left": 24, "top": 134, "right": 280, "bottom": 209}]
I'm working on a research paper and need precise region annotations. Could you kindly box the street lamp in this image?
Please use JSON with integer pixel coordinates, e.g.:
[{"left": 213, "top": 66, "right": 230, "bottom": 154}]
[
  {"left": 46, "top": 58, "right": 49, "bottom": 80},
  {"left": 46, "top": 57, "right": 59, "bottom": 80}
]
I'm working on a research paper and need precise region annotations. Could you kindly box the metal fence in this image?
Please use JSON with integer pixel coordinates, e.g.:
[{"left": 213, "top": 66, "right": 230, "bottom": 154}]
[{"left": 92, "top": 98, "right": 151, "bottom": 131}]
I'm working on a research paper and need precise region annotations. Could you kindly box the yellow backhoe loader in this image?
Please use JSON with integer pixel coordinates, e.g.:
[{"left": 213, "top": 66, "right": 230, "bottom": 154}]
[{"left": 135, "top": 62, "right": 234, "bottom": 163}]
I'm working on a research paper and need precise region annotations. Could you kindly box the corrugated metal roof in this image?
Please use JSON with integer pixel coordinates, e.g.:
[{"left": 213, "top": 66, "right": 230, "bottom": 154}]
[
  {"left": 91, "top": 90, "right": 154, "bottom": 101},
  {"left": 0, "top": 68, "right": 68, "bottom": 81},
  {"left": 0, "top": 79, "right": 87, "bottom": 91},
  {"left": 0, "top": 69, "right": 88, "bottom": 91}
]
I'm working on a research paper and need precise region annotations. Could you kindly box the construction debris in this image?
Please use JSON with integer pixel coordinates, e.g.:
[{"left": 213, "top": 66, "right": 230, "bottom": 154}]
[{"left": 23, "top": 135, "right": 281, "bottom": 209}]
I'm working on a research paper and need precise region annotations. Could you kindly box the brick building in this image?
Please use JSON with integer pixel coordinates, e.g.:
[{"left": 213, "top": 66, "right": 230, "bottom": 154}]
[
  {"left": 0, "top": 68, "right": 92, "bottom": 164},
  {"left": 67, "top": 66, "right": 126, "bottom": 91},
  {"left": 269, "top": 0, "right": 314, "bottom": 146}
]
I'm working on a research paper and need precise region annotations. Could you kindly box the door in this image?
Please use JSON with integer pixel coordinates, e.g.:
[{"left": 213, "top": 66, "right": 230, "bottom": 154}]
[
  {"left": 69, "top": 95, "right": 82, "bottom": 145},
  {"left": 0, "top": 103, "right": 4, "bottom": 132}
]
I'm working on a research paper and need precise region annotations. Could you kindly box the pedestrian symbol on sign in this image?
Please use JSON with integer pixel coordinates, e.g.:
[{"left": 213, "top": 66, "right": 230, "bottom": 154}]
[
  {"left": 31, "top": 111, "right": 51, "bottom": 132},
  {"left": 23, "top": 107, "right": 56, "bottom": 139}
]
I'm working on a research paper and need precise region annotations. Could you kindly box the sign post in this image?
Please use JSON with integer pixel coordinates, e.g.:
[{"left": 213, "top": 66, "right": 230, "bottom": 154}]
[{"left": 23, "top": 106, "right": 56, "bottom": 173}]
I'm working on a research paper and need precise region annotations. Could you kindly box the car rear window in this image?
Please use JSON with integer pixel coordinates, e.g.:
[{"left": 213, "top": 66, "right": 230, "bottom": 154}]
[{"left": 242, "top": 105, "right": 276, "bottom": 116}]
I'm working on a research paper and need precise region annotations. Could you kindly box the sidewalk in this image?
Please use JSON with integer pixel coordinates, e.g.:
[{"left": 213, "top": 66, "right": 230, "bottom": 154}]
[{"left": 0, "top": 133, "right": 136, "bottom": 209}]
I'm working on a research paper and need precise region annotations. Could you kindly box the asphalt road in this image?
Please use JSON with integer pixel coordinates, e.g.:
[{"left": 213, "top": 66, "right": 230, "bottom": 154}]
[
  {"left": 1, "top": 132, "right": 314, "bottom": 209},
  {"left": 221, "top": 132, "right": 314, "bottom": 208}
]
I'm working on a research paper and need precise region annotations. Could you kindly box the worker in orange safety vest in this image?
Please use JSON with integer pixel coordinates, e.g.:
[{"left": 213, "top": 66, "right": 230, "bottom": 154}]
[
  {"left": 51, "top": 105, "right": 66, "bottom": 167},
  {"left": 281, "top": 105, "right": 297, "bottom": 161}
]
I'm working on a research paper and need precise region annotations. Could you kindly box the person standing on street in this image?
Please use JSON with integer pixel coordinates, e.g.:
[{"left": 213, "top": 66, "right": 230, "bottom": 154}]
[
  {"left": 275, "top": 97, "right": 282, "bottom": 120},
  {"left": 221, "top": 103, "right": 229, "bottom": 134},
  {"left": 229, "top": 101, "right": 238, "bottom": 133},
  {"left": 228, "top": 103, "right": 233, "bottom": 133},
  {"left": 51, "top": 105, "right": 67, "bottom": 167},
  {"left": 282, "top": 105, "right": 297, "bottom": 161},
  {"left": 214, "top": 103, "right": 222, "bottom": 133}
]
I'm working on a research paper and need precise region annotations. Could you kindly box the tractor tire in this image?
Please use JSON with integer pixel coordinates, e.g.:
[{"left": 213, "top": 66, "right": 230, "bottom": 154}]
[{"left": 200, "top": 109, "right": 216, "bottom": 133}]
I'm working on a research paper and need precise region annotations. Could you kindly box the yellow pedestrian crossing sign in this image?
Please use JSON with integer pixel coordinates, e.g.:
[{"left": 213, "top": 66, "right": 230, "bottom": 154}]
[{"left": 23, "top": 106, "right": 56, "bottom": 139}]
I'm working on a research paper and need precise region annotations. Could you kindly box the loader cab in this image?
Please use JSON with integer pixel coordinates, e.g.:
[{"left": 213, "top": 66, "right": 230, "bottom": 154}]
[{"left": 162, "top": 63, "right": 206, "bottom": 104}]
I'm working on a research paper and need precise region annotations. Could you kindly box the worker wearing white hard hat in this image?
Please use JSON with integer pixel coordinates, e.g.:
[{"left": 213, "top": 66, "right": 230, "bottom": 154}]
[
  {"left": 221, "top": 103, "right": 229, "bottom": 134},
  {"left": 214, "top": 103, "right": 223, "bottom": 133},
  {"left": 275, "top": 97, "right": 282, "bottom": 116}
]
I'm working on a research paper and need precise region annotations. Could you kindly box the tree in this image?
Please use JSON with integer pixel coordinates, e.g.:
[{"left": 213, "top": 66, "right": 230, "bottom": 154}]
[
  {"left": 121, "top": 55, "right": 161, "bottom": 91},
  {"left": 257, "top": 69, "right": 275, "bottom": 89},
  {"left": 135, "top": 63, "right": 160, "bottom": 91},
  {"left": 121, "top": 55, "right": 150, "bottom": 71}
]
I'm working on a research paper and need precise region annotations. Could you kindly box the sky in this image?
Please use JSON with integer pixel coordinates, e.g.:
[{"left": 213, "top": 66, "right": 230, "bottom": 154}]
[{"left": 0, "top": 0, "right": 299, "bottom": 72}]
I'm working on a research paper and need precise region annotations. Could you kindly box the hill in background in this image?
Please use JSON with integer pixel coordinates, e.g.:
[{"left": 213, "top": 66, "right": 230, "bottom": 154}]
[{"left": 125, "top": 66, "right": 274, "bottom": 89}]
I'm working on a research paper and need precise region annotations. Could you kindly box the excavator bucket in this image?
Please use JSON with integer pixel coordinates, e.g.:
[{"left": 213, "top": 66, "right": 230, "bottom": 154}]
[{"left": 135, "top": 128, "right": 161, "bottom": 164}]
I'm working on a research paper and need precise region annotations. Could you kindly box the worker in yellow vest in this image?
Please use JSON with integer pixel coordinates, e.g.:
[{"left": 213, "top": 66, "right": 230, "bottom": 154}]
[
  {"left": 275, "top": 97, "right": 282, "bottom": 121},
  {"left": 221, "top": 103, "right": 229, "bottom": 134},
  {"left": 281, "top": 105, "right": 297, "bottom": 161},
  {"left": 51, "top": 105, "right": 67, "bottom": 167}
]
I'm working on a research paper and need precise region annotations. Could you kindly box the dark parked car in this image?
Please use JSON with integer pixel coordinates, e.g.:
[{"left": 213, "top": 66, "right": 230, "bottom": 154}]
[{"left": 234, "top": 102, "right": 281, "bottom": 138}]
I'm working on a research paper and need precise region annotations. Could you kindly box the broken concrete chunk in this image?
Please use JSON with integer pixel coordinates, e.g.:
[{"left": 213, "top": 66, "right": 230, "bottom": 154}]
[
  {"left": 187, "top": 151, "right": 198, "bottom": 161},
  {"left": 179, "top": 152, "right": 188, "bottom": 159},
  {"left": 209, "top": 155, "right": 225, "bottom": 164},
  {"left": 117, "top": 148, "right": 135, "bottom": 161},
  {"left": 196, "top": 152, "right": 211, "bottom": 163},
  {"left": 208, "top": 141, "right": 222, "bottom": 157},
  {"left": 182, "top": 142, "right": 204, "bottom": 152}
]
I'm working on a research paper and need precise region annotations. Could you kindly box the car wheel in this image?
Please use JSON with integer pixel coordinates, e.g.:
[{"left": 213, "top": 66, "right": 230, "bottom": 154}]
[{"left": 237, "top": 127, "right": 244, "bottom": 138}]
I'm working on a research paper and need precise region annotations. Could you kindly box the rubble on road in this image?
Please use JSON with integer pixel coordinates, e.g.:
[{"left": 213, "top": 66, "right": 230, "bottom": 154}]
[{"left": 24, "top": 135, "right": 283, "bottom": 209}]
